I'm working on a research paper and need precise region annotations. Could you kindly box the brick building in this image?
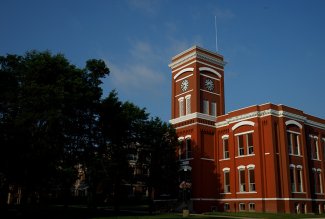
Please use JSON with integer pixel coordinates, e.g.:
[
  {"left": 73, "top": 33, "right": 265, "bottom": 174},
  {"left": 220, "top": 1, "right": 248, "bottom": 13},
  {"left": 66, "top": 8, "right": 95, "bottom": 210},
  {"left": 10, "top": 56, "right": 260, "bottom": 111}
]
[{"left": 169, "top": 46, "right": 325, "bottom": 214}]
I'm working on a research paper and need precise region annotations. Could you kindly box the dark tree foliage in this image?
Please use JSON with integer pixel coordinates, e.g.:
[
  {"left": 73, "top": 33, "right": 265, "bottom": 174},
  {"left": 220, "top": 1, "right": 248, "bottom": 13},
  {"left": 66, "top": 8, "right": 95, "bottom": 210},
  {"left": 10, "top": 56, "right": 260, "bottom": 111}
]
[
  {"left": 0, "top": 50, "right": 179, "bottom": 212},
  {"left": 137, "top": 118, "right": 179, "bottom": 213},
  {"left": 97, "top": 91, "right": 149, "bottom": 211},
  {"left": 0, "top": 51, "right": 109, "bottom": 205}
]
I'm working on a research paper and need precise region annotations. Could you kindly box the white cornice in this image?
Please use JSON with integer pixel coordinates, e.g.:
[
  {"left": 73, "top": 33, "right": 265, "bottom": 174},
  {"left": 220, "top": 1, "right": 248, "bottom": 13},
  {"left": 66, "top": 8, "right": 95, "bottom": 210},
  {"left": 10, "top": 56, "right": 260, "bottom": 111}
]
[
  {"left": 169, "top": 112, "right": 216, "bottom": 125},
  {"left": 169, "top": 50, "right": 226, "bottom": 70},
  {"left": 215, "top": 109, "right": 325, "bottom": 130}
]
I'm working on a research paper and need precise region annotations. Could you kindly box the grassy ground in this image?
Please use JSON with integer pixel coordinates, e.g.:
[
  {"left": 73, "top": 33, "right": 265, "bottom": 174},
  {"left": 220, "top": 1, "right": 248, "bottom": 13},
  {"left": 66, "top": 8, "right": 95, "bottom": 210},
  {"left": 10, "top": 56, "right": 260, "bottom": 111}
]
[
  {"left": 206, "top": 211, "right": 325, "bottom": 219},
  {"left": 3, "top": 205, "right": 325, "bottom": 219}
]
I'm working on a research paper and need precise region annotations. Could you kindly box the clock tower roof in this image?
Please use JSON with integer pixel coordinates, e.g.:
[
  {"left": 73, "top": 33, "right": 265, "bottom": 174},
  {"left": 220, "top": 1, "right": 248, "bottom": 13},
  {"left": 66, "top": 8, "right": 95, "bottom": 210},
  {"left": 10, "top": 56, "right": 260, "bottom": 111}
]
[{"left": 169, "top": 45, "right": 226, "bottom": 70}]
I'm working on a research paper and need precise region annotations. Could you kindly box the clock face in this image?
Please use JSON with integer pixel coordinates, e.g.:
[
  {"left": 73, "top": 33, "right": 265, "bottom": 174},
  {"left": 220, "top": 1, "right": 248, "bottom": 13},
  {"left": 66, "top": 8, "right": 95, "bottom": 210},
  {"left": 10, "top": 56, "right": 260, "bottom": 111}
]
[
  {"left": 205, "top": 78, "right": 214, "bottom": 91},
  {"left": 181, "top": 79, "right": 189, "bottom": 92}
]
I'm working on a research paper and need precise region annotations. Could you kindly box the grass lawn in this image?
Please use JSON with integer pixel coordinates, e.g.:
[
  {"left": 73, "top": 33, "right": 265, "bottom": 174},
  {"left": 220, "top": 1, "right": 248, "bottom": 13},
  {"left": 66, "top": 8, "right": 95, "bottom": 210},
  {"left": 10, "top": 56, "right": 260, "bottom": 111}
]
[
  {"left": 91, "top": 212, "right": 325, "bottom": 219},
  {"left": 206, "top": 211, "right": 325, "bottom": 219}
]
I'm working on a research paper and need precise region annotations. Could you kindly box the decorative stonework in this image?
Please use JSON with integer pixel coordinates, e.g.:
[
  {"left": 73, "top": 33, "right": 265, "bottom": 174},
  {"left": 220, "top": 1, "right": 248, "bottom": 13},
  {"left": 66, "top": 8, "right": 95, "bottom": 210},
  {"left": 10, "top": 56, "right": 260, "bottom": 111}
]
[
  {"left": 216, "top": 109, "right": 325, "bottom": 130},
  {"left": 169, "top": 47, "right": 226, "bottom": 70}
]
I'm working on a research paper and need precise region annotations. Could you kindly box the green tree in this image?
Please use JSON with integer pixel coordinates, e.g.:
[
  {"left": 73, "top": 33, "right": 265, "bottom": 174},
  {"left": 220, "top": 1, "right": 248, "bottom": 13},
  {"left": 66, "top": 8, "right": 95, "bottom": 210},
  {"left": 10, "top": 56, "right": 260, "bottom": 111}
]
[
  {"left": 137, "top": 117, "right": 179, "bottom": 213},
  {"left": 0, "top": 51, "right": 109, "bottom": 206},
  {"left": 97, "top": 90, "right": 148, "bottom": 211}
]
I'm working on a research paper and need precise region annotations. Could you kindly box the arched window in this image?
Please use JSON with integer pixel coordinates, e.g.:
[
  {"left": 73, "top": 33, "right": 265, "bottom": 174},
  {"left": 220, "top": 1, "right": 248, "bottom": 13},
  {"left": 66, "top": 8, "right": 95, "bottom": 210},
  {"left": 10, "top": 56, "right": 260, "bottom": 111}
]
[{"left": 286, "top": 120, "right": 302, "bottom": 156}]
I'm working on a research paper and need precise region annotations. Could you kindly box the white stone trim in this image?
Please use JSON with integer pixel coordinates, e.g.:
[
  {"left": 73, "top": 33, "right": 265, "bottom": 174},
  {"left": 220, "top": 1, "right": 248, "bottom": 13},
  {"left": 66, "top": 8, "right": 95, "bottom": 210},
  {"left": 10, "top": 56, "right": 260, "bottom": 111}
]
[
  {"left": 215, "top": 108, "right": 325, "bottom": 130},
  {"left": 170, "top": 112, "right": 216, "bottom": 125},
  {"left": 200, "top": 73, "right": 220, "bottom": 81},
  {"left": 175, "top": 73, "right": 193, "bottom": 82},
  {"left": 175, "top": 89, "right": 193, "bottom": 98},
  {"left": 201, "top": 157, "right": 214, "bottom": 161},
  {"left": 200, "top": 89, "right": 220, "bottom": 95},
  {"left": 285, "top": 120, "right": 303, "bottom": 129},
  {"left": 169, "top": 46, "right": 226, "bottom": 70},
  {"left": 199, "top": 67, "right": 222, "bottom": 78},
  {"left": 247, "top": 164, "right": 255, "bottom": 169},
  {"left": 237, "top": 165, "right": 245, "bottom": 170},
  {"left": 173, "top": 67, "right": 194, "bottom": 80},
  {"left": 185, "top": 135, "right": 191, "bottom": 139},
  {"left": 222, "top": 134, "right": 229, "bottom": 139},
  {"left": 178, "top": 137, "right": 184, "bottom": 141},
  {"left": 234, "top": 130, "right": 254, "bottom": 136},
  {"left": 296, "top": 165, "right": 303, "bottom": 169},
  {"left": 223, "top": 167, "right": 230, "bottom": 172},
  {"left": 232, "top": 121, "right": 255, "bottom": 131}
]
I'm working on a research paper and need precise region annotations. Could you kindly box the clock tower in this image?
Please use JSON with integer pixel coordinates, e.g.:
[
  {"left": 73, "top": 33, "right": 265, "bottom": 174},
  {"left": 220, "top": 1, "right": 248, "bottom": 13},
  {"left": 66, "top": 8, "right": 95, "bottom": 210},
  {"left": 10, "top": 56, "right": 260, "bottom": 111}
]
[{"left": 169, "top": 46, "right": 226, "bottom": 211}]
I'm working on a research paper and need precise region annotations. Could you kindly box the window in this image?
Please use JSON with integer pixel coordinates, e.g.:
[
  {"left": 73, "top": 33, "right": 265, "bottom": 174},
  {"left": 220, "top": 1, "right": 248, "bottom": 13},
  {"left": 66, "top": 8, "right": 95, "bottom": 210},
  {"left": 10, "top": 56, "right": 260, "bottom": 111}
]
[
  {"left": 236, "top": 132, "right": 254, "bottom": 156},
  {"left": 224, "top": 203, "right": 230, "bottom": 211},
  {"left": 224, "top": 171, "right": 230, "bottom": 193},
  {"left": 179, "top": 137, "right": 192, "bottom": 160},
  {"left": 287, "top": 131, "right": 301, "bottom": 155},
  {"left": 296, "top": 166, "right": 303, "bottom": 192},
  {"left": 239, "top": 203, "right": 245, "bottom": 211},
  {"left": 310, "top": 136, "right": 319, "bottom": 160},
  {"left": 203, "top": 100, "right": 209, "bottom": 114},
  {"left": 185, "top": 138, "right": 192, "bottom": 159},
  {"left": 223, "top": 137, "right": 229, "bottom": 159},
  {"left": 313, "top": 169, "right": 323, "bottom": 194},
  {"left": 239, "top": 168, "right": 246, "bottom": 192},
  {"left": 178, "top": 97, "right": 184, "bottom": 117},
  {"left": 185, "top": 95, "right": 191, "bottom": 115},
  {"left": 295, "top": 203, "right": 300, "bottom": 214},
  {"left": 249, "top": 203, "right": 255, "bottom": 211},
  {"left": 238, "top": 135, "right": 244, "bottom": 156},
  {"left": 290, "top": 166, "right": 296, "bottom": 192},
  {"left": 211, "top": 102, "right": 217, "bottom": 116},
  {"left": 247, "top": 133, "right": 254, "bottom": 154},
  {"left": 248, "top": 168, "right": 256, "bottom": 192}
]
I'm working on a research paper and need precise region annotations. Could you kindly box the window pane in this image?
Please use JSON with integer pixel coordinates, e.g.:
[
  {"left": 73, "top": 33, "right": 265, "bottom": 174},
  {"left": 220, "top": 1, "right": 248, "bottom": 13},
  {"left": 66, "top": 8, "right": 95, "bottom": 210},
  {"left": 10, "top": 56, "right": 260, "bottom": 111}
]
[
  {"left": 238, "top": 135, "right": 244, "bottom": 156},
  {"left": 223, "top": 139, "right": 229, "bottom": 159},
  {"left": 185, "top": 97, "right": 191, "bottom": 114}
]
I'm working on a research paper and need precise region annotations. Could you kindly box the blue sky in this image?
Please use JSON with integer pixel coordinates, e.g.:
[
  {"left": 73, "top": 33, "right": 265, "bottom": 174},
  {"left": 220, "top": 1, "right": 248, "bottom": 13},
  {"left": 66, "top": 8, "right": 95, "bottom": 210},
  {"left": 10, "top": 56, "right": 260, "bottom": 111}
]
[{"left": 1, "top": 0, "right": 325, "bottom": 122}]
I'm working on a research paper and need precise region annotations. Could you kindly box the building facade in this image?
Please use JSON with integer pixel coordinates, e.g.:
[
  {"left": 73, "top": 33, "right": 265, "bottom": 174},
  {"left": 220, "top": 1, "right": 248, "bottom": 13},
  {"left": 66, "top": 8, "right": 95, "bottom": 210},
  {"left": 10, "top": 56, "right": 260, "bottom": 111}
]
[{"left": 169, "top": 46, "right": 325, "bottom": 214}]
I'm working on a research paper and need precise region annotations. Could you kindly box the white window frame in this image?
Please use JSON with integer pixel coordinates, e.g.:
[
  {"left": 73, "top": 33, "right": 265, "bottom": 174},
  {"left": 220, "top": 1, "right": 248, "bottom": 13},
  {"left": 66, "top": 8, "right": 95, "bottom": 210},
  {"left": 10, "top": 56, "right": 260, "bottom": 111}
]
[
  {"left": 222, "top": 135, "right": 229, "bottom": 159},
  {"left": 223, "top": 169, "right": 230, "bottom": 193},
  {"left": 247, "top": 132, "right": 254, "bottom": 155},
  {"left": 310, "top": 135, "right": 320, "bottom": 160},
  {"left": 290, "top": 165, "right": 296, "bottom": 193},
  {"left": 185, "top": 95, "right": 191, "bottom": 115},
  {"left": 178, "top": 97, "right": 184, "bottom": 117},
  {"left": 211, "top": 101, "right": 217, "bottom": 116},
  {"left": 237, "top": 135, "right": 244, "bottom": 156},
  {"left": 249, "top": 203, "right": 255, "bottom": 212},
  {"left": 247, "top": 165, "right": 256, "bottom": 192},
  {"left": 203, "top": 100, "right": 209, "bottom": 114},
  {"left": 296, "top": 166, "right": 303, "bottom": 192},
  {"left": 239, "top": 203, "right": 245, "bottom": 211},
  {"left": 287, "top": 130, "right": 301, "bottom": 156},
  {"left": 238, "top": 166, "right": 246, "bottom": 192}
]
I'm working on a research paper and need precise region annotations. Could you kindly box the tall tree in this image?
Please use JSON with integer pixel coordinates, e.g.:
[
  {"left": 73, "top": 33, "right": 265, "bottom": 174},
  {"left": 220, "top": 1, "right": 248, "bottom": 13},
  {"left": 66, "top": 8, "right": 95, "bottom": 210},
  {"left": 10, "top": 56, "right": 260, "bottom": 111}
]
[
  {"left": 97, "top": 90, "right": 148, "bottom": 211},
  {"left": 137, "top": 117, "right": 179, "bottom": 213},
  {"left": 0, "top": 50, "right": 109, "bottom": 206}
]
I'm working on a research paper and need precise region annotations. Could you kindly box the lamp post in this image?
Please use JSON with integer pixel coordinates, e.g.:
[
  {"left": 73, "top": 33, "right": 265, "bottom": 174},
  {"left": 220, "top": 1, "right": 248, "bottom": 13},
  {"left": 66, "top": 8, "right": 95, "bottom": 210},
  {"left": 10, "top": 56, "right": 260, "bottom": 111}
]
[{"left": 179, "top": 180, "right": 191, "bottom": 217}]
